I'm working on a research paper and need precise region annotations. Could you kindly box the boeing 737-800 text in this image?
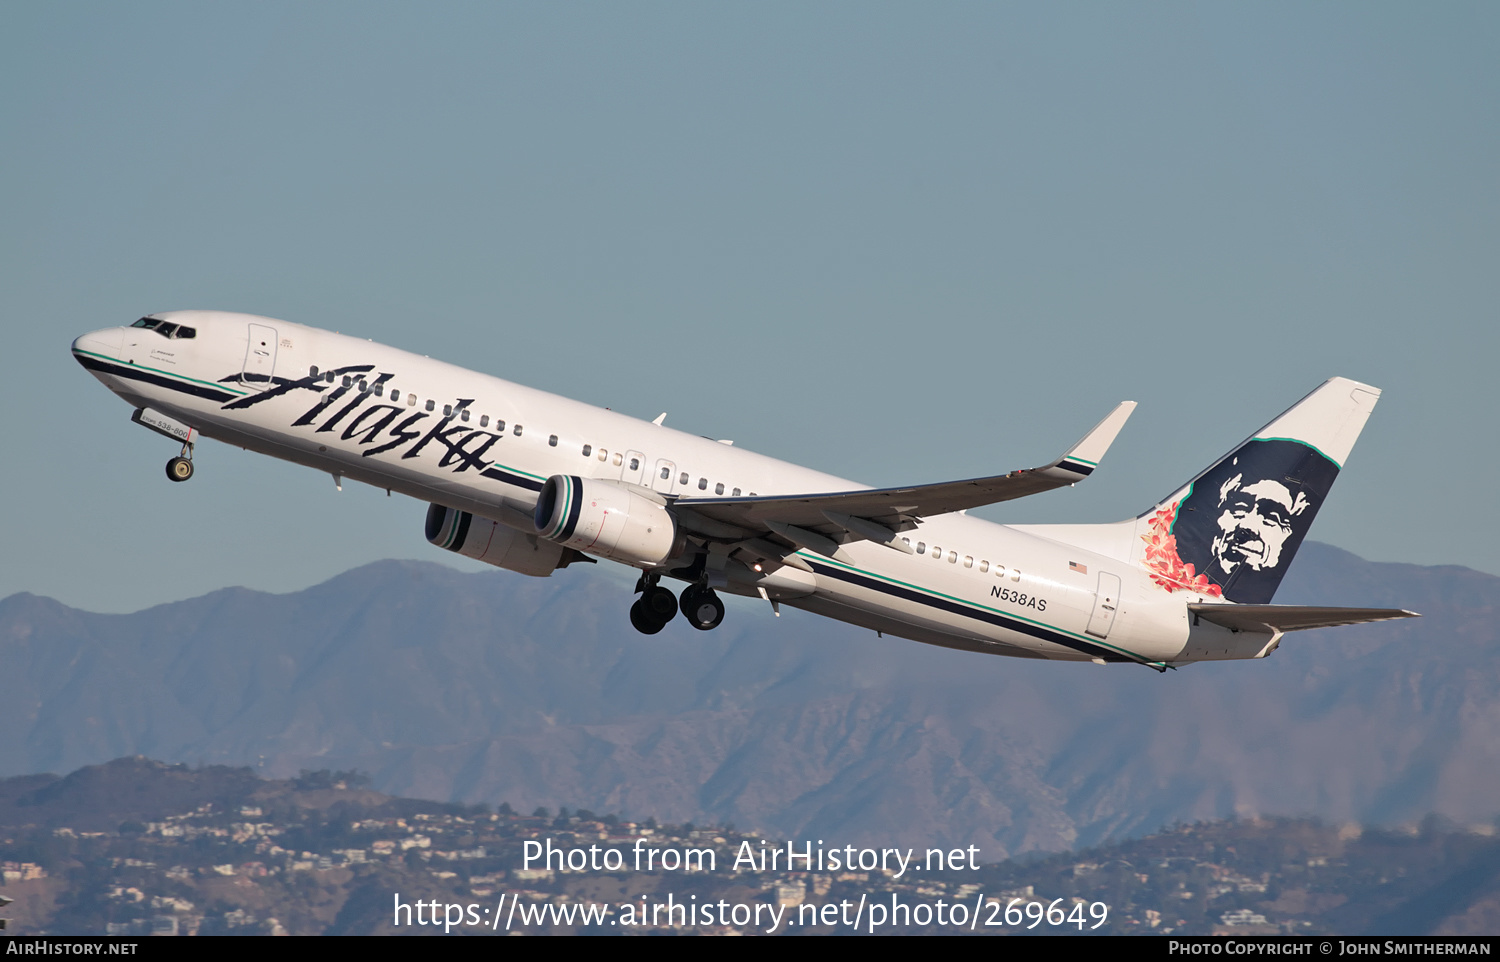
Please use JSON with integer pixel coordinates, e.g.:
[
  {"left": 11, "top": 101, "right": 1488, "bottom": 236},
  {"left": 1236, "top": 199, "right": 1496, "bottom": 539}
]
[{"left": 72, "top": 311, "right": 1416, "bottom": 670}]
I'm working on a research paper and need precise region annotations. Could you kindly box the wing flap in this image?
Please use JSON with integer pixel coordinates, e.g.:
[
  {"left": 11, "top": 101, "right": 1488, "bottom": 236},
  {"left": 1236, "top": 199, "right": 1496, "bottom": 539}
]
[{"left": 1188, "top": 604, "right": 1420, "bottom": 633}]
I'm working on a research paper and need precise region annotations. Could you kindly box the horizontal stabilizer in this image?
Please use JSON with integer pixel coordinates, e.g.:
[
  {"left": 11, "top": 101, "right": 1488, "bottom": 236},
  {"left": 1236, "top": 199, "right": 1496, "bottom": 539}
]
[{"left": 1188, "top": 603, "right": 1419, "bottom": 634}]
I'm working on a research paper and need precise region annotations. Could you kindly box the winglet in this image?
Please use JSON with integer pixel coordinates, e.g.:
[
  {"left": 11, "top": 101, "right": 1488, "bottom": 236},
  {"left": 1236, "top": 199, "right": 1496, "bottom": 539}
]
[{"left": 1045, "top": 401, "right": 1136, "bottom": 479}]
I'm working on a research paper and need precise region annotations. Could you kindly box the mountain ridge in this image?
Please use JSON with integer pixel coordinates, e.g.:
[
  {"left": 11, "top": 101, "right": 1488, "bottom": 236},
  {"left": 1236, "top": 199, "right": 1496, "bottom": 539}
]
[{"left": 2, "top": 542, "right": 1495, "bottom": 856}]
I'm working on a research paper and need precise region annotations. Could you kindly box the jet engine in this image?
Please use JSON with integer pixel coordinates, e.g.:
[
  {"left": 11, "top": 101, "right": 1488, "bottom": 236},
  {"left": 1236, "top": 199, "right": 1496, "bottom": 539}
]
[
  {"left": 534, "top": 475, "right": 681, "bottom": 568},
  {"left": 425, "top": 503, "right": 584, "bottom": 577}
]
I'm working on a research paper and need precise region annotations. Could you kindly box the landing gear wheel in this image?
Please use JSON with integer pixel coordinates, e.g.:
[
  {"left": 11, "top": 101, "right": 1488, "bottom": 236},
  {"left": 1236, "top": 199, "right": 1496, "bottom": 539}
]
[
  {"left": 630, "top": 598, "right": 666, "bottom": 635},
  {"left": 644, "top": 585, "right": 678, "bottom": 624},
  {"left": 166, "top": 456, "right": 194, "bottom": 482},
  {"left": 679, "top": 586, "right": 725, "bottom": 631}
]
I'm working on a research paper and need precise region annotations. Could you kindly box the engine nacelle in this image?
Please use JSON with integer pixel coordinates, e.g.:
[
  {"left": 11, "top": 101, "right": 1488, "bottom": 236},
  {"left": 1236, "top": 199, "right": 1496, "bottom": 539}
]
[
  {"left": 534, "top": 475, "right": 680, "bottom": 568},
  {"left": 425, "top": 504, "right": 583, "bottom": 577}
]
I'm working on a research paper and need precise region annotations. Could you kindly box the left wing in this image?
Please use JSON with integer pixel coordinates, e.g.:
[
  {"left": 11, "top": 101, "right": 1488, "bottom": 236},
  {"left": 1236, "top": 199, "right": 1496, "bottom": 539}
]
[{"left": 671, "top": 402, "right": 1136, "bottom": 554}]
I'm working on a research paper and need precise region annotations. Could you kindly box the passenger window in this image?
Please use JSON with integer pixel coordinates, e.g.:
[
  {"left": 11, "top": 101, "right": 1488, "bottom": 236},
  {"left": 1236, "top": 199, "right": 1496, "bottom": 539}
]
[
  {"left": 514, "top": 424, "right": 523, "bottom": 436},
  {"left": 550, "top": 435, "right": 559, "bottom": 447},
  {"left": 948, "top": 551, "right": 957, "bottom": 563},
  {"left": 443, "top": 404, "right": 452, "bottom": 416},
  {"left": 408, "top": 394, "right": 417, "bottom": 407},
  {"left": 917, "top": 542, "right": 926, "bottom": 554},
  {"left": 583, "top": 445, "right": 592, "bottom": 457},
  {"left": 343, "top": 376, "right": 353, "bottom": 388},
  {"left": 461, "top": 409, "right": 470, "bottom": 422},
  {"left": 932, "top": 546, "right": 942, "bottom": 559},
  {"left": 679, "top": 472, "right": 689, "bottom": 485},
  {"left": 964, "top": 556, "right": 973, "bottom": 568},
  {"left": 326, "top": 372, "right": 335, "bottom": 383},
  {"left": 715, "top": 483, "right": 724, "bottom": 495},
  {"left": 732, "top": 488, "right": 740, "bottom": 496},
  {"left": 901, "top": 537, "right": 911, "bottom": 546},
  {"left": 495, "top": 420, "right": 505, "bottom": 432},
  {"left": 1011, "top": 568, "right": 1021, "bottom": 582},
  {"left": 359, "top": 380, "right": 369, "bottom": 393},
  {"left": 597, "top": 448, "right": 607, "bottom": 461},
  {"left": 481, "top": 415, "right": 490, "bottom": 427},
  {"left": 309, "top": 366, "right": 319, "bottom": 377},
  {"left": 629, "top": 457, "right": 639, "bottom": 470},
  {"left": 612, "top": 452, "right": 622, "bottom": 466},
  {"left": 995, "top": 565, "right": 1007, "bottom": 579},
  {"left": 660, "top": 466, "right": 670, "bottom": 480},
  {"left": 979, "top": 560, "right": 989, "bottom": 573},
  {"left": 698, "top": 478, "right": 708, "bottom": 490}
]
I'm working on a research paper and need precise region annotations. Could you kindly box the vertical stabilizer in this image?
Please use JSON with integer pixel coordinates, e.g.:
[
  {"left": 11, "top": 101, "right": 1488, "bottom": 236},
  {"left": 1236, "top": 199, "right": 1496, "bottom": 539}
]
[{"left": 1135, "top": 377, "right": 1380, "bottom": 604}]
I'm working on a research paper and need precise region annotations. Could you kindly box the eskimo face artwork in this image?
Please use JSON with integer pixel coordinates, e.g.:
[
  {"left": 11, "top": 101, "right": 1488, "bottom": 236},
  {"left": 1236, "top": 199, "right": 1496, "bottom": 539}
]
[
  {"left": 1155, "top": 438, "right": 1341, "bottom": 605},
  {"left": 1209, "top": 474, "right": 1313, "bottom": 577}
]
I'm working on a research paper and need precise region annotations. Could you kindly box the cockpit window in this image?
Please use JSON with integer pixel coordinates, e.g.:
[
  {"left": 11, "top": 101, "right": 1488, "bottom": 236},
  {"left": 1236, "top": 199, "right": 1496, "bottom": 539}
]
[{"left": 130, "top": 317, "right": 194, "bottom": 339}]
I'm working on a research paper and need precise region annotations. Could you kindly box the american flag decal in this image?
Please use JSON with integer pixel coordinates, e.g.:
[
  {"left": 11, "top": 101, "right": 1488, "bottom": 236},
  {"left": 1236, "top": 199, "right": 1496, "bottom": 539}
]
[{"left": 1069, "top": 561, "right": 1088, "bottom": 574}]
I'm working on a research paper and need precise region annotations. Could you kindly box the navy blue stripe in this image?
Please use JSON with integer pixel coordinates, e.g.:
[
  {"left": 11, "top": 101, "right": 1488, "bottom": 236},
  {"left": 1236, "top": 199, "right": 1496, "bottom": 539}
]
[
  {"left": 560, "top": 476, "right": 584, "bottom": 539},
  {"left": 1059, "top": 460, "right": 1095, "bottom": 476},
  {"left": 75, "top": 354, "right": 238, "bottom": 403},
  {"left": 450, "top": 510, "right": 473, "bottom": 552},
  {"left": 480, "top": 466, "right": 544, "bottom": 491},
  {"left": 804, "top": 560, "right": 1134, "bottom": 663}
]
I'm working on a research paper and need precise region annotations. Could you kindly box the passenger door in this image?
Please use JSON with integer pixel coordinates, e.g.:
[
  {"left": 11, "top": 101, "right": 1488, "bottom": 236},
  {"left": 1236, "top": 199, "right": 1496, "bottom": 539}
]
[
  {"left": 242, "top": 323, "right": 278, "bottom": 389},
  {"left": 1086, "top": 571, "right": 1121, "bottom": 639}
]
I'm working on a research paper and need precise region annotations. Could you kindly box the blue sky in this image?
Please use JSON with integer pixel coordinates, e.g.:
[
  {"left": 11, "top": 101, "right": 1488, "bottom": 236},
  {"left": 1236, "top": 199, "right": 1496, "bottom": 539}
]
[{"left": 4, "top": 3, "right": 1497, "bottom": 612}]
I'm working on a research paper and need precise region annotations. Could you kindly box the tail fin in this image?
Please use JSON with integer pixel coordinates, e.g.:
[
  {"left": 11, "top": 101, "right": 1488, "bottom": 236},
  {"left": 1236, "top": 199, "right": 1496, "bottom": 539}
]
[{"left": 1135, "top": 377, "right": 1380, "bottom": 604}]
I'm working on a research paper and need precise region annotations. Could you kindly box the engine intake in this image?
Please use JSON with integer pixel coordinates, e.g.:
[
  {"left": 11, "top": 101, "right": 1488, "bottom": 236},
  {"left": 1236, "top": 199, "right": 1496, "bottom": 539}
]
[
  {"left": 534, "top": 475, "right": 680, "bottom": 568},
  {"left": 425, "top": 503, "right": 583, "bottom": 577}
]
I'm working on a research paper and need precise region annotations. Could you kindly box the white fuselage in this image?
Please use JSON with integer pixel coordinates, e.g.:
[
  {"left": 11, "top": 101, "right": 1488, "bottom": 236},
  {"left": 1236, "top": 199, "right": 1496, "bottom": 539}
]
[{"left": 73, "top": 311, "right": 1256, "bottom": 668}]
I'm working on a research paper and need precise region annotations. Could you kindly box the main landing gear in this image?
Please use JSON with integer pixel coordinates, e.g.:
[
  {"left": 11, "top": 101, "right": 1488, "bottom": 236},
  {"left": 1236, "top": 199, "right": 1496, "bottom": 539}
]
[
  {"left": 679, "top": 584, "right": 725, "bottom": 631},
  {"left": 629, "top": 577, "right": 678, "bottom": 635},
  {"left": 629, "top": 576, "right": 726, "bottom": 634},
  {"left": 165, "top": 441, "right": 195, "bottom": 482}
]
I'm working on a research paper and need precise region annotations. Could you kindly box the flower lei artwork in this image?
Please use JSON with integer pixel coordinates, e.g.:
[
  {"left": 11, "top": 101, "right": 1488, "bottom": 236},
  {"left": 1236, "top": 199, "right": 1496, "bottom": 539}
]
[{"left": 1140, "top": 501, "right": 1223, "bottom": 597}]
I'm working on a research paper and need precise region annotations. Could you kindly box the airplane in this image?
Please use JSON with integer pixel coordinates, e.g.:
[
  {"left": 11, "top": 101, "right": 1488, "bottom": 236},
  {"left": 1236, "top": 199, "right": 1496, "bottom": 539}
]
[{"left": 71, "top": 311, "right": 1416, "bottom": 670}]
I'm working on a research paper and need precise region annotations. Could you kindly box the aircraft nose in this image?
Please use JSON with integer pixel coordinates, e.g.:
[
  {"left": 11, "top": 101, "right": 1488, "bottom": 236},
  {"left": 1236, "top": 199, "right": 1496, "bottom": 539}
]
[{"left": 72, "top": 327, "right": 124, "bottom": 363}]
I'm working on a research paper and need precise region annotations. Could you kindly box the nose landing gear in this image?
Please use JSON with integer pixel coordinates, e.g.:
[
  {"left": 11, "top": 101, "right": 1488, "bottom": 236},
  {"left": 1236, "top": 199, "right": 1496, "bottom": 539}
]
[{"left": 165, "top": 441, "right": 195, "bottom": 482}]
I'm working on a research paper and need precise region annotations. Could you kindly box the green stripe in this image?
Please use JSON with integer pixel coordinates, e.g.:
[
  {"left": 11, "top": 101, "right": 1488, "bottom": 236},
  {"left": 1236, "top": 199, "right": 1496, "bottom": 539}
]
[
  {"left": 73, "top": 349, "right": 250, "bottom": 397},
  {"left": 802, "top": 551, "right": 1162, "bottom": 666},
  {"left": 1252, "top": 436, "right": 1342, "bottom": 469},
  {"left": 557, "top": 477, "right": 574, "bottom": 539}
]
